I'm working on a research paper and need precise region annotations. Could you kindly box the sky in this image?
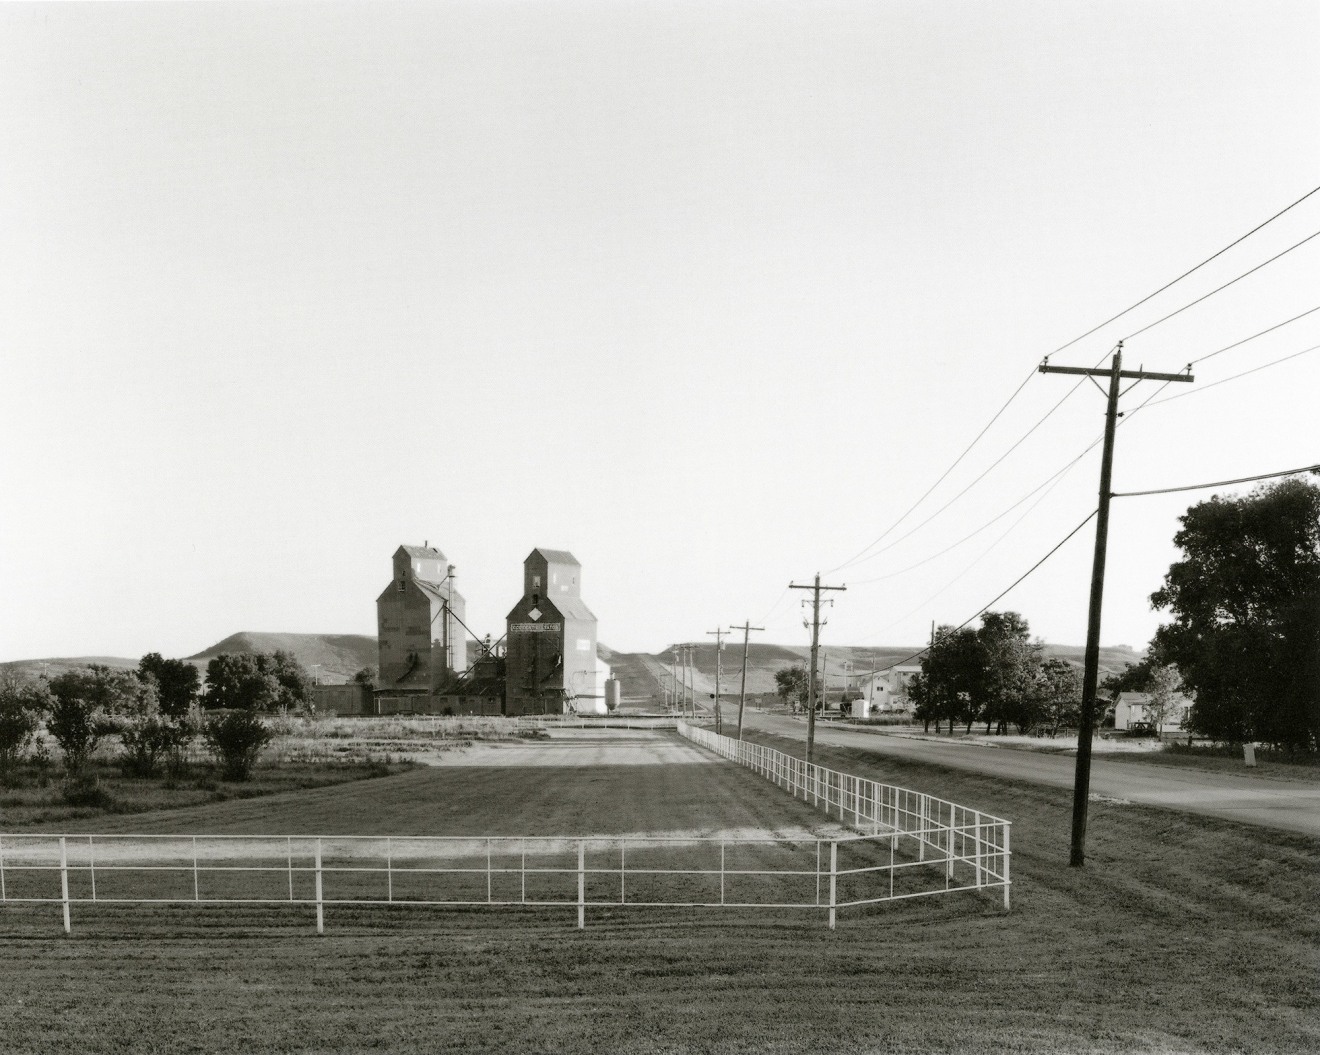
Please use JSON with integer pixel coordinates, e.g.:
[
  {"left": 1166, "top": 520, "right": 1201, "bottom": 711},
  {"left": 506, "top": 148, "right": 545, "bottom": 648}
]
[{"left": 2, "top": 1, "right": 1318, "bottom": 662}]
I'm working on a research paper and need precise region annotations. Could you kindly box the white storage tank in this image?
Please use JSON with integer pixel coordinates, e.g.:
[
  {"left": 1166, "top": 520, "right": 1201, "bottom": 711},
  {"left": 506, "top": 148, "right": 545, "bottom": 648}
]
[{"left": 605, "top": 677, "right": 622, "bottom": 711}]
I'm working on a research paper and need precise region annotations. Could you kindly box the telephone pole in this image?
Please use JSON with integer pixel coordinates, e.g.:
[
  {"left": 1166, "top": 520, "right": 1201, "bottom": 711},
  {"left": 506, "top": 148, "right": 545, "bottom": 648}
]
[
  {"left": 789, "top": 573, "right": 846, "bottom": 764},
  {"left": 1040, "top": 343, "right": 1192, "bottom": 866},
  {"left": 684, "top": 644, "right": 695, "bottom": 718},
  {"left": 707, "top": 628, "right": 728, "bottom": 733},
  {"left": 731, "top": 619, "right": 763, "bottom": 740}
]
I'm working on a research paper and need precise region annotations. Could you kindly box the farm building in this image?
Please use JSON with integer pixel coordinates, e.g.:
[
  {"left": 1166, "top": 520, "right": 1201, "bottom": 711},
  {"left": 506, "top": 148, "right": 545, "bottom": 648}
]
[
  {"left": 504, "top": 548, "right": 599, "bottom": 715},
  {"left": 1113, "top": 690, "right": 1194, "bottom": 733},
  {"left": 854, "top": 664, "right": 922, "bottom": 714}
]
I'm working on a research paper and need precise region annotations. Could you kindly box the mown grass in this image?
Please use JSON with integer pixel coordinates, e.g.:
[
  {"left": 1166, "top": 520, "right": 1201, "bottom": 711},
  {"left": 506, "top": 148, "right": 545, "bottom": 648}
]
[{"left": 1, "top": 731, "right": 1317, "bottom": 1054}]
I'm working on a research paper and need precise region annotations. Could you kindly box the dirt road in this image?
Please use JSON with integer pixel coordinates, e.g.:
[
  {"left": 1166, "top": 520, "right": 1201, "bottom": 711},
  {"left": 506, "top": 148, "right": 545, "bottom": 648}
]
[{"left": 745, "top": 712, "right": 1320, "bottom": 838}]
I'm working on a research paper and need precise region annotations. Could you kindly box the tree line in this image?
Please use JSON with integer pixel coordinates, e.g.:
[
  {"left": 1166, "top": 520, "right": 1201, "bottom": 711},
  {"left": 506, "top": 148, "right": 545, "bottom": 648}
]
[{"left": 0, "top": 649, "right": 322, "bottom": 788}]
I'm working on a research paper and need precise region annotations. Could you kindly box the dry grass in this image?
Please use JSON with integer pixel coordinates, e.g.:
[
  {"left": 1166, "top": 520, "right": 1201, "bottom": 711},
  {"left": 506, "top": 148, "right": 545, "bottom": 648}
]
[{"left": 1, "top": 730, "right": 1317, "bottom": 1054}]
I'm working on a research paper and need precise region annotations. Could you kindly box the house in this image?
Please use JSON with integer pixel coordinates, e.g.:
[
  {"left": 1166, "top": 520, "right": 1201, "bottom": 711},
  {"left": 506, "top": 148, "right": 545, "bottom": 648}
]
[
  {"left": 855, "top": 664, "right": 922, "bottom": 715},
  {"left": 1113, "top": 691, "right": 1193, "bottom": 733}
]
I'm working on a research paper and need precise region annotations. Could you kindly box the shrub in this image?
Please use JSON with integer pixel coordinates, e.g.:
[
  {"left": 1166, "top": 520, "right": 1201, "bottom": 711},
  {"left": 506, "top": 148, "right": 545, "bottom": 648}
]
[
  {"left": 60, "top": 773, "right": 116, "bottom": 809},
  {"left": 118, "top": 713, "right": 196, "bottom": 779},
  {"left": 1, "top": 676, "right": 52, "bottom": 784},
  {"left": 203, "top": 710, "right": 272, "bottom": 781}
]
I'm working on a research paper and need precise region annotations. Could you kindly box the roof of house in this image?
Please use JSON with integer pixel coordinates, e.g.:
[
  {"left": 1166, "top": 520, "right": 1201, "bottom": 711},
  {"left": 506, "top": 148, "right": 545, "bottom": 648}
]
[{"left": 529, "top": 548, "right": 579, "bottom": 565}]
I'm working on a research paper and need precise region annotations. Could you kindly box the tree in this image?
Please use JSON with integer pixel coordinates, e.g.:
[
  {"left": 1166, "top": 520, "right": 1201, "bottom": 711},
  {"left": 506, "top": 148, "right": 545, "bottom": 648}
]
[
  {"left": 263, "top": 650, "right": 314, "bottom": 711},
  {"left": 0, "top": 674, "right": 53, "bottom": 783},
  {"left": 137, "top": 653, "right": 201, "bottom": 719},
  {"left": 916, "top": 626, "right": 985, "bottom": 734},
  {"left": 1143, "top": 664, "right": 1183, "bottom": 735},
  {"left": 1100, "top": 654, "right": 1159, "bottom": 700},
  {"left": 1151, "top": 477, "right": 1320, "bottom": 751},
  {"left": 203, "top": 653, "right": 281, "bottom": 711},
  {"left": 976, "top": 612, "right": 1042, "bottom": 734},
  {"left": 46, "top": 666, "right": 136, "bottom": 774},
  {"left": 202, "top": 710, "right": 272, "bottom": 781},
  {"left": 773, "top": 666, "right": 809, "bottom": 712},
  {"left": 353, "top": 667, "right": 378, "bottom": 688},
  {"left": 1029, "top": 658, "right": 1082, "bottom": 737}
]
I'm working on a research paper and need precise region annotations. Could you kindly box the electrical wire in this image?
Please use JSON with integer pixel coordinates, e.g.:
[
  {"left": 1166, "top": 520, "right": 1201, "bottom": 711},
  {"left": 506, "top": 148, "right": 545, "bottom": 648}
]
[
  {"left": 1146, "top": 343, "right": 1320, "bottom": 408},
  {"left": 1052, "top": 183, "right": 1320, "bottom": 356},
  {"left": 1123, "top": 228, "right": 1320, "bottom": 341},
  {"left": 1188, "top": 304, "right": 1320, "bottom": 367},
  {"left": 1112, "top": 464, "right": 1320, "bottom": 498},
  {"left": 824, "top": 364, "right": 1038, "bottom": 574},
  {"left": 846, "top": 437, "right": 1097, "bottom": 587},
  {"left": 860, "top": 509, "right": 1100, "bottom": 674}
]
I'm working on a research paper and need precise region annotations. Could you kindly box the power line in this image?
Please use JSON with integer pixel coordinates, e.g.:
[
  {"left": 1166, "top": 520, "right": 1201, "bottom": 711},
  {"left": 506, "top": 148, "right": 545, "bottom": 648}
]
[
  {"left": 846, "top": 441, "right": 1094, "bottom": 587},
  {"left": 1189, "top": 304, "right": 1320, "bottom": 367},
  {"left": 1146, "top": 343, "right": 1320, "bottom": 408},
  {"left": 1052, "top": 182, "right": 1320, "bottom": 356},
  {"left": 1112, "top": 463, "right": 1320, "bottom": 498},
  {"left": 861, "top": 509, "right": 1099, "bottom": 675},
  {"left": 824, "top": 364, "right": 1038, "bottom": 574},
  {"left": 1123, "top": 228, "right": 1320, "bottom": 341}
]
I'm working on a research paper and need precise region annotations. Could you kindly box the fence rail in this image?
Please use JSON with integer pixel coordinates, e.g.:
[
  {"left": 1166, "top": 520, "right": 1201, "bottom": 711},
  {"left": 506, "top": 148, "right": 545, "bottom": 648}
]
[{"left": 677, "top": 722, "right": 1011, "bottom": 911}]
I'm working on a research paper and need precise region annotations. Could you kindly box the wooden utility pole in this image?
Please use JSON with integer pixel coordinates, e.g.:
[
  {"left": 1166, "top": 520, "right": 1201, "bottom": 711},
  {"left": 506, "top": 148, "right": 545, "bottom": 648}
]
[
  {"left": 790, "top": 573, "right": 846, "bottom": 764},
  {"left": 684, "top": 645, "right": 694, "bottom": 718},
  {"left": 707, "top": 628, "right": 728, "bottom": 733},
  {"left": 731, "top": 620, "right": 763, "bottom": 740},
  {"left": 1039, "top": 344, "right": 1192, "bottom": 866},
  {"left": 669, "top": 648, "right": 679, "bottom": 713}
]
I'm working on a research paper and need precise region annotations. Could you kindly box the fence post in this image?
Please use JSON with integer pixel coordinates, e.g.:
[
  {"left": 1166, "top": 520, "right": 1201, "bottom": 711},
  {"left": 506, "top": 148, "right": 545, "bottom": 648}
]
[
  {"left": 0, "top": 834, "right": 6, "bottom": 902},
  {"left": 387, "top": 837, "right": 393, "bottom": 903},
  {"left": 315, "top": 838, "right": 324, "bottom": 935},
  {"left": 828, "top": 841, "right": 837, "bottom": 931},
  {"left": 918, "top": 796, "right": 926, "bottom": 862},
  {"left": 577, "top": 840, "right": 586, "bottom": 929},
  {"left": 193, "top": 836, "right": 199, "bottom": 902},
  {"left": 487, "top": 838, "right": 493, "bottom": 904},
  {"left": 720, "top": 840, "right": 725, "bottom": 906},
  {"left": 1003, "top": 824, "right": 1012, "bottom": 911},
  {"left": 88, "top": 835, "right": 96, "bottom": 902},
  {"left": 975, "top": 813, "right": 984, "bottom": 889},
  {"left": 60, "top": 836, "right": 71, "bottom": 935}
]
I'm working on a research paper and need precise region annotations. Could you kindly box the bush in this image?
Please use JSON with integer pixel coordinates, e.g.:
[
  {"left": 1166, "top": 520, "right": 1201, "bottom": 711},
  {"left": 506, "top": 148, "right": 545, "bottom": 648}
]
[
  {"left": 117, "top": 713, "right": 195, "bottom": 779},
  {"left": 1, "top": 677, "right": 51, "bottom": 784},
  {"left": 203, "top": 710, "right": 272, "bottom": 781},
  {"left": 60, "top": 773, "right": 116, "bottom": 809}
]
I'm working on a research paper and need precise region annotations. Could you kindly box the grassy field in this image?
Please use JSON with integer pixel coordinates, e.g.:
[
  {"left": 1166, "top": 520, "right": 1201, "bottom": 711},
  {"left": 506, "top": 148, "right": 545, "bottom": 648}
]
[{"left": 1, "top": 729, "right": 1317, "bottom": 1054}]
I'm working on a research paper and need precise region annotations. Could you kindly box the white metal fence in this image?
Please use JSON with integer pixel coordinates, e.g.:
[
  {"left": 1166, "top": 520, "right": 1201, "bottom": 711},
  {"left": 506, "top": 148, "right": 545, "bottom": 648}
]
[{"left": 678, "top": 722, "right": 1011, "bottom": 910}]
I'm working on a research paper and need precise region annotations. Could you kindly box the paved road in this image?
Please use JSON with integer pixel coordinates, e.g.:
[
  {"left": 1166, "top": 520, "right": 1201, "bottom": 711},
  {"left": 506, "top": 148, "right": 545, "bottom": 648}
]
[{"left": 744, "top": 712, "right": 1320, "bottom": 839}]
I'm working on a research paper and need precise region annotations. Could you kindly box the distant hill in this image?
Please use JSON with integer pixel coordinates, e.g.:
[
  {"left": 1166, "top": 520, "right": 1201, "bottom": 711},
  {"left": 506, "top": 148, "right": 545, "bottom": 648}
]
[{"left": 186, "top": 632, "right": 378, "bottom": 680}]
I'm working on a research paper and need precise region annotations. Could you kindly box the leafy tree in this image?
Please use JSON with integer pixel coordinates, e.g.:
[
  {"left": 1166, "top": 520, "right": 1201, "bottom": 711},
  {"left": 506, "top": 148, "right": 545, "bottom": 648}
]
[
  {"left": 0, "top": 674, "right": 53, "bottom": 782},
  {"left": 1100, "top": 654, "right": 1159, "bottom": 700},
  {"left": 203, "top": 651, "right": 314, "bottom": 712},
  {"left": 46, "top": 666, "right": 135, "bottom": 774},
  {"left": 113, "top": 673, "right": 197, "bottom": 778},
  {"left": 203, "top": 710, "right": 272, "bottom": 781},
  {"left": 1029, "top": 658, "right": 1082, "bottom": 737},
  {"left": 773, "top": 666, "right": 809, "bottom": 712},
  {"left": 353, "top": 667, "right": 378, "bottom": 688},
  {"left": 264, "top": 650, "right": 314, "bottom": 711},
  {"left": 203, "top": 653, "right": 281, "bottom": 711},
  {"left": 1151, "top": 477, "right": 1320, "bottom": 751},
  {"left": 976, "top": 611, "right": 1042, "bottom": 734},
  {"left": 1143, "top": 664, "right": 1184, "bottom": 735},
  {"left": 137, "top": 653, "right": 201, "bottom": 719},
  {"left": 915, "top": 626, "right": 985, "bottom": 734}
]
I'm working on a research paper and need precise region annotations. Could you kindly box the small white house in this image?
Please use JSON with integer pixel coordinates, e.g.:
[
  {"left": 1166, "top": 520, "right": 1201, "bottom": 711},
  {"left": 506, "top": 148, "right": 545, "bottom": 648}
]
[
  {"left": 1113, "top": 691, "right": 1193, "bottom": 733},
  {"left": 856, "top": 664, "right": 922, "bottom": 713}
]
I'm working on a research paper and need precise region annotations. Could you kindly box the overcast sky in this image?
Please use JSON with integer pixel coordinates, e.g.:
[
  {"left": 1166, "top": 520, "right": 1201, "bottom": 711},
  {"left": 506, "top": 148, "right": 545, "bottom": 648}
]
[{"left": 2, "top": 1, "right": 1318, "bottom": 662}]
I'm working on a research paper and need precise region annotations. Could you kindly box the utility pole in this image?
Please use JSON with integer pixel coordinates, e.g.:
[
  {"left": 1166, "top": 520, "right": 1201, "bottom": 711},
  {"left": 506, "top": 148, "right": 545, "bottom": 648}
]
[
  {"left": 731, "top": 620, "right": 763, "bottom": 740},
  {"left": 707, "top": 628, "right": 728, "bottom": 733},
  {"left": 669, "top": 648, "right": 679, "bottom": 713},
  {"left": 1040, "top": 344, "right": 1193, "bottom": 866},
  {"left": 683, "top": 644, "right": 693, "bottom": 718},
  {"left": 789, "top": 573, "right": 846, "bottom": 765}
]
